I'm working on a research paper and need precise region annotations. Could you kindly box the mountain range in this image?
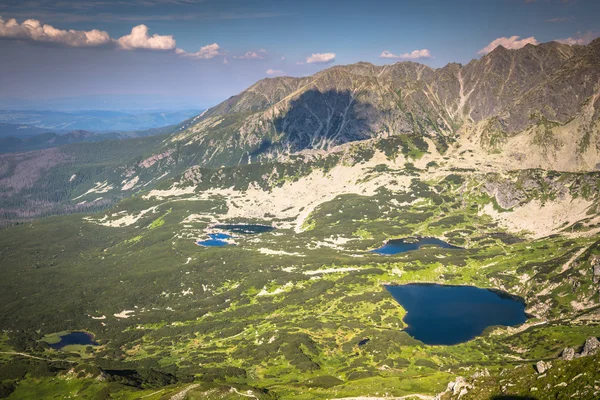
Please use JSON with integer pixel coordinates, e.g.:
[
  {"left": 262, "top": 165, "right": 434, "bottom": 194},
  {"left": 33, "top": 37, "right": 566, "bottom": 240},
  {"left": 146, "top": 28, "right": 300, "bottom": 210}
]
[
  {"left": 166, "top": 39, "right": 599, "bottom": 170},
  {"left": 0, "top": 39, "right": 599, "bottom": 400},
  {"left": 1, "top": 38, "right": 599, "bottom": 224}
]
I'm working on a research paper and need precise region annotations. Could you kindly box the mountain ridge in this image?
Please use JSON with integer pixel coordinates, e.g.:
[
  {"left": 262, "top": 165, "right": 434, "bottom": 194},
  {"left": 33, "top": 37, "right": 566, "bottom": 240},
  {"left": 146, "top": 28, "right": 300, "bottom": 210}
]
[
  {"left": 1, "top": 39, "right": 600, "bottom": 400},
  {"left": 0, "top": 39, "right": 599, "bottom": 224},
  {"left": 168, "top": 39, "right": 598, "bottom": 170}
]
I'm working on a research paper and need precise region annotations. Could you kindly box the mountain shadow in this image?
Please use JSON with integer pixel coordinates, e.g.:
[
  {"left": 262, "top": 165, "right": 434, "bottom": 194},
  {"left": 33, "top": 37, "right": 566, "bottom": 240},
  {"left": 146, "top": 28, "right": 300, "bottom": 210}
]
[{"left": 271, "top": 89, "right": 377, "bottom": 155}]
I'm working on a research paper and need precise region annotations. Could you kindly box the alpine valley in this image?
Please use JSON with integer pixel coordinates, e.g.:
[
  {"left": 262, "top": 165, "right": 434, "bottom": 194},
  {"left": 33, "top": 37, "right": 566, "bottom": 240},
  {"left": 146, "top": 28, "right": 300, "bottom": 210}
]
[{"left": 1, "top": 39, "right": 600, "bottom": 400}]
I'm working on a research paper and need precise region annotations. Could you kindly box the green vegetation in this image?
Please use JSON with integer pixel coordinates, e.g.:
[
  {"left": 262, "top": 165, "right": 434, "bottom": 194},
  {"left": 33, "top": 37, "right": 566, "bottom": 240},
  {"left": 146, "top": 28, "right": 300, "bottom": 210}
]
[
  {"left": 0, "top": 161, "right": 599, "bottom": 399},
  {"left": 2, "top": 39, "right": 600, "bottom": 398}
]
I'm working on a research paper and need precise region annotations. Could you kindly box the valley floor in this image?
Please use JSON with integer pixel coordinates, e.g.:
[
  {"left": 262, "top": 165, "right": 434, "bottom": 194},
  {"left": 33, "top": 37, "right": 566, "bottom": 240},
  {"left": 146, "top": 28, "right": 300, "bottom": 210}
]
[{"left": 0, "top": 138, "right": 599, "bottom": 400}]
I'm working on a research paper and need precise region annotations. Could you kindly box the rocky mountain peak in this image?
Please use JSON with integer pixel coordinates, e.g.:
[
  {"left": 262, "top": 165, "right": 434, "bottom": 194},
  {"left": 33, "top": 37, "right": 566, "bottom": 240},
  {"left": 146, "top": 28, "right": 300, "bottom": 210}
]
[{"left": 175, "top": 39, "right": 599, "bottom": 168}]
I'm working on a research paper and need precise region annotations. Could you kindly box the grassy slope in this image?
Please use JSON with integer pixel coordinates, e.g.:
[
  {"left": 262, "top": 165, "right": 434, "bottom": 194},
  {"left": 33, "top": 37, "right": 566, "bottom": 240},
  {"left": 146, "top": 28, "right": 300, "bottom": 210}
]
[{"left": 0, "top": 146, "right": 599, "bottom": 399}]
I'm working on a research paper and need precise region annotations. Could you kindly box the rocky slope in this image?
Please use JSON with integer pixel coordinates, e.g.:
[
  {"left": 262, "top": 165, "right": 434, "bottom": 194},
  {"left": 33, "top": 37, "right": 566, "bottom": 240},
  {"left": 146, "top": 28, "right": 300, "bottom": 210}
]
[
  {"left": 1, "top": 39, "right": 599, "bottom": 225},
  {"left": 0, "top": 40, "right": 600, "bottom": 400},
  {"left": 168, "top": 39, "right": 599, "bottom": 169}
]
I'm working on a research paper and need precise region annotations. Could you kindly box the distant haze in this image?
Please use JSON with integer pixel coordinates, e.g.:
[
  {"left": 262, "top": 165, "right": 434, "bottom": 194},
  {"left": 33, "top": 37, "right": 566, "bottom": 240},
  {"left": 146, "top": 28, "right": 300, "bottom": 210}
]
[{"left": 0, "top": 94, "right": 206, "bottom": 112}]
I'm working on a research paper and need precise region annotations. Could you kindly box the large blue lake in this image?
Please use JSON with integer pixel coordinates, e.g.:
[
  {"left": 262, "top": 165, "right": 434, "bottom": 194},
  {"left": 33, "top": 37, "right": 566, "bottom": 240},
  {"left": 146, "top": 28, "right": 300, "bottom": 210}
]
[
  {"left": 49, "top": 332, "right": 97, "bottom": 349},
  {"left": 372, "top": 237, "right": 461, "bottom": 255},
  {"left": 386, "top": 284, "right": 527, "bottom": 345}
]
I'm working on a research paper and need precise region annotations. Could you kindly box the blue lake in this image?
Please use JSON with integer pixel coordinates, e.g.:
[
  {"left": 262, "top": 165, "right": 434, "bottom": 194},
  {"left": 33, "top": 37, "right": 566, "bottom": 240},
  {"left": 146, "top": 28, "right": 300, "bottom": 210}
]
[
  {"left": 49, "top": 332, "right": 97, "bottom": 349},
  {"left": 197, "top": 225, "right": 274, "bottom": 247},
  {"left": 197, "top": 233, "right": 234, "bottom": 247},
  {"left": 197, "top": 239, "right": 230, "bottom": 247},
  {"left": 386, "top": 284, "right": 527, "bottom": 345},
  {"left": 372, "top": 237, "right": 462, "bottom": 255}
]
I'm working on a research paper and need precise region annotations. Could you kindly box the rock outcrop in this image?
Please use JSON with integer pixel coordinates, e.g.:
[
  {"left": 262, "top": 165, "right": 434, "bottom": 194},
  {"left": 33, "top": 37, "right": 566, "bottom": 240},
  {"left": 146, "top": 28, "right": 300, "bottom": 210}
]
[
  {"left": 581, "top": 336, "right": 600, "bottom": 356},
  {"left": 561, "top": 346, "right": 576, "bottom": 361},
  {"left": 471, "top": 369, "right": 490, "bottom": 379},
  {"left": 171, "top": 38, "right": 600, "bottom": 169},
  {"left": 561, "top": 336, "right": 600, "bottom": 360},
  {"left": 443, "top": 376, "right": 474, "bottom": 399},
  {"left": 535, "top": 360, "right": 551, "bottom": 374}
]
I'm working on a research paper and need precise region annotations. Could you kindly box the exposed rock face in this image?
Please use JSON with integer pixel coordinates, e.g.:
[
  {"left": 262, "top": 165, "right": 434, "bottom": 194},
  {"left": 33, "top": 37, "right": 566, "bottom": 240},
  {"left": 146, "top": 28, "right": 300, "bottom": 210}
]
[
  {"left": 536, "top": 360, "right": 551, "bottom": 374},
  {"left": 561, "top": 346, "right": 576, "bottom": 360},
  {"left": 172, "top": 38, "right": 600, "bottom": 168},
  {"left": 472, "top": 369, "right": 490, "bottom": 379},
  {"left": 483, "top": 180, "right": 526, "bottom": 209},
  {"left": 446, "top": 376, "right": 473, "bottom": 398},
  {"left": 581, "top": 336, "right": 600, "bottom": 356},
  {"left": 139, "top": 149, "right": 175, "bottom": 168},
  {"left": 480, "top": 170, "right": 597, "bottom": 215},
  {"left": 561, "top": 337, "right": 600, "bottom": 360}
]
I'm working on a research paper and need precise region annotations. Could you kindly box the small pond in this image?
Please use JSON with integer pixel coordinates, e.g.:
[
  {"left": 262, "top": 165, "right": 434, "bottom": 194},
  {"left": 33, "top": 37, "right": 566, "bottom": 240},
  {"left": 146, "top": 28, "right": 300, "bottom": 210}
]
[
  {"left": 386, "top": 284, "right": 527, "bottom": 345},
  {"left": 197, "top": 233, "right": 234, "bottom": 247},
  {"left": 372, "top": 237, "right": 462, "bottom": 255},
  {"left": 197, "top": 225, "right": 274, "bottom": 247},
  {"left": 49, "top": 332, "right": 98, "bottom": 349}
]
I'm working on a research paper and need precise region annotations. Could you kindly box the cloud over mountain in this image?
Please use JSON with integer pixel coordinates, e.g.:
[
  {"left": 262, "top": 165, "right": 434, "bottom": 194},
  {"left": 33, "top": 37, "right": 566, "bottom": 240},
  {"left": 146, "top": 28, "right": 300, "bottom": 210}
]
[
  {"left": 306, "top": 52, "right": 336, "bottom": 64},
  {"left": 556, "top": 31, "right": 598, "bottom": 45},
  {"left": 266, "top": 68, "right": 284, "bottom": 75},
  {"left": 478, "top": 35, "right": 539, "bottom": 54}
]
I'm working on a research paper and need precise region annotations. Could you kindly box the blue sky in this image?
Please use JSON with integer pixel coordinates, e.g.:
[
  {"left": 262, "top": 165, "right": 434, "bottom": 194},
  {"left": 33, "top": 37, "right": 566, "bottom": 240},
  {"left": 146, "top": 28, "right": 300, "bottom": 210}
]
[{"left": 0, "top": 0, "right": 598, "bottom": 110}]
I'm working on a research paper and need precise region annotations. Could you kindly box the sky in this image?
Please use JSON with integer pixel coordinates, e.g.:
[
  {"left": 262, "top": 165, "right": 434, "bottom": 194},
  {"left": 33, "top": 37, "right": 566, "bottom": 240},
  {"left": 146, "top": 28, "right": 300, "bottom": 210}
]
[{"left": 0, "top": 0, "right": 598, "bottom": 110}]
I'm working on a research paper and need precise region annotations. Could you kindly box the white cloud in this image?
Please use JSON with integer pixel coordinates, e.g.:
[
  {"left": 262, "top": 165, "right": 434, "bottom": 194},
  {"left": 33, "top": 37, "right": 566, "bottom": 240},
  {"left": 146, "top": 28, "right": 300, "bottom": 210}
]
[
  {"left": 478, "top": 35, "right": 539, "bottom": 54},
  {"left": 116, "top": 24, "right": 175, "bottom": 50},
  {"left": 556, "top": 31, "right": 598, "bottom": 45},
  {"left": 266, "top": 68, "right": 284, "bottom": 75},
  {"left": 176, "top": 43, "right": 221, "bottom": 59},
  {"left": 306, "top": 52, "right": 336, "bottom": 64},
  {"left": 0, "top": 17, "right": 179, "bottom": 52},
  {"left": 0, "top": 16, "right": 112, "bottom": 47},
  {"left": 379, "top": 49, "right": 432, "bottom": 60},
  {"left": 0, "top": 16, "right": 228, "bottom": 59},
  {"left": 223, "top": 57, "right": 229, "bottom": 64},
  {"left": 234, "top": 48, "right": 267, "bottom": 59}
]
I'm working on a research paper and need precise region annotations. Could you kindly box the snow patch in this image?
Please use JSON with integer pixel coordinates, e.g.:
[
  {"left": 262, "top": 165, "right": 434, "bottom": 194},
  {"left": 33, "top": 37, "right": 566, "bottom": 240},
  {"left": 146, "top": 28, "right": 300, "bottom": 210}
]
[
  {"left": 85, "top": 205, "right": 159, "bottom": 228},
  {"left": 73, "top": 181, "right": 114, "bottom": 200},
  {"left": 258, "top": 248, "right": 305, "bottom": 257},
  {"left": 144, "top": 184, "right": 196, "bottom": 200},
  {"left": 122, "top": 176, "right": 139, "bottom": 191},
  {"left": 114, "top": 310, "right": 135, "bottom": 319},
  {"left": 304, "top": 267, "right": 361, "bottom": 275}
]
